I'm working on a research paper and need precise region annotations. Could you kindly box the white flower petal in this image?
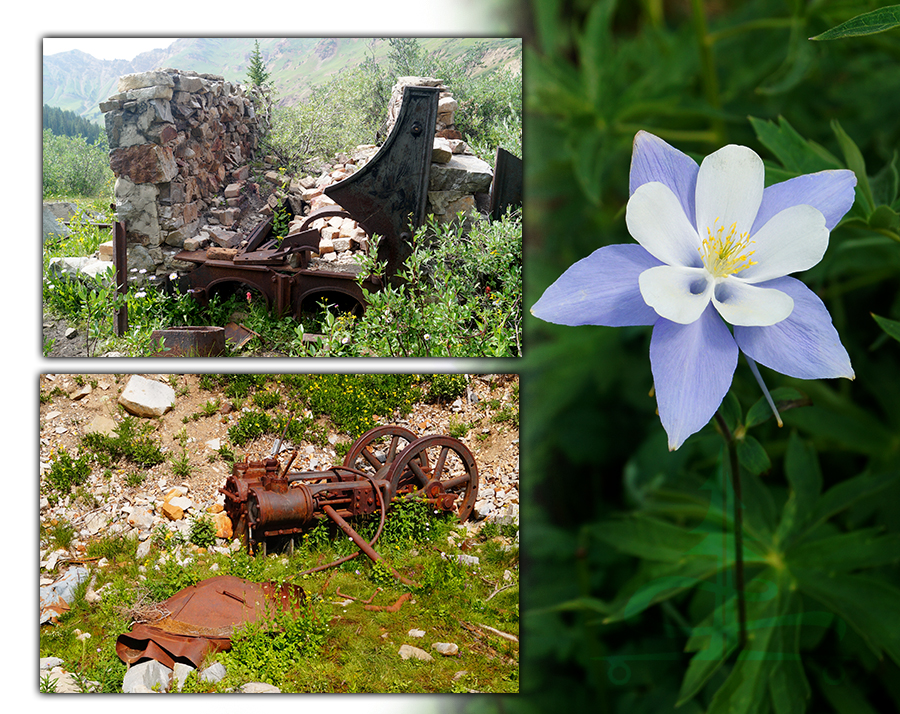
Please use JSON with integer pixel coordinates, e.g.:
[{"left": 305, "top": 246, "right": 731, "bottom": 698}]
[
  {"left": 695, "top": 145, "right": 764, "bottom": 240},
  {"left": 711, "top": 278, "right": 794, "bottom": 327},
  {"left": 740, "top": 204, "right": 828, "bottom": 283},
  {"left": 626, "top": 182, "right": 703, "bottom": 268},
  {"left": 639, "top": 265, "right": 712, "bottom": 325}
]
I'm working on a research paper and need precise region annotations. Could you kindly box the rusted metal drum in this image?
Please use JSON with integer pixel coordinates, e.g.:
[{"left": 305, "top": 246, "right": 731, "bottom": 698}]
[
  {"left": 149, "top": 326, "right": 226, "bottom": 357},
  {"left": 248, "top": 484, "right": 316, "bottom": 534}
]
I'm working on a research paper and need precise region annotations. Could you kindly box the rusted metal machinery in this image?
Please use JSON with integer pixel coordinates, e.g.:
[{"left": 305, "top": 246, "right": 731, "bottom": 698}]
[
  {"left": 173, "top": 85, "right": 523, "bottom": 320},
  {"left": 220, "top": 426, "right": 479, "bottom": 563},
  {"left": 174, "top": 86, "right": 442, "bottom": 318}
]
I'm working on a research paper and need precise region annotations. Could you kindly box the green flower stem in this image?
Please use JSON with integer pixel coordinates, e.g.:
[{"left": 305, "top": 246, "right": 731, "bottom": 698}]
[
  {"left": 689, "top": 0, "right": 726, "bottom": 145},
  {"left": 714, "top": 410, "right": 747, "bottom": 651}
]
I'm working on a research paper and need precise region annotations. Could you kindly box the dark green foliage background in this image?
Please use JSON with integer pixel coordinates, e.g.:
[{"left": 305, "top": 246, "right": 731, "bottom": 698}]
[{"left": 464, "top": 1, "right": 900, "bottom": 713}]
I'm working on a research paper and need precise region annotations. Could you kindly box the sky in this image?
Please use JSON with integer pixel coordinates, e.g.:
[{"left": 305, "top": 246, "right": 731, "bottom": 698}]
[{"left": 42, "top": 37, "right": 177, "bottom": 61}]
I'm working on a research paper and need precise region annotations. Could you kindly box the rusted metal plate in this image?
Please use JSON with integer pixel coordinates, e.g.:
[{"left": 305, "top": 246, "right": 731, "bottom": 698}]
[
  {"left": 224, "top": 322, "right": 257, "bottom": 349},
  {"left": 149, "top": 326, "right": 226, "bottom": 357},
  {"left": 325, "top": 85, "right": 439, "bottom": 277},
  {"left": 115, "top": 575, "right": 305, "bottom": 668},
  {"left": 489, "top": 147, "right": 523, "bottom": 221}
]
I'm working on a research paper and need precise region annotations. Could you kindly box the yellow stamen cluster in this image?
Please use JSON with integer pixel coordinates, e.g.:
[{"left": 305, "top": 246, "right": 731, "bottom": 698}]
[{"left": 699, "top": 217, "right": 756, "bottom": 278}]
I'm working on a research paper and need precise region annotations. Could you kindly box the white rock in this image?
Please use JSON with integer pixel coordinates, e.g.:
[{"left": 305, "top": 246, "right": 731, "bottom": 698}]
[
  {"left": 122, "top": 659, "right": 172, "bottom": 693},
  {"left": 118, "top": 375, "right": 175, "bottom": 418},
  {"left": 200, "top": 662, "right": 226, "bottom": 683},
  {"left": 240, "top": 682, "right": 281, "bottom": 693},
  {"left": 398, "top": 644, "right": 433, "bottom": 661},
  {"left": 408, "top": 629, "right": 426, "bottom": 638},
  {"left": 432, "top": 642, "right": 459, "bottom": 656}
]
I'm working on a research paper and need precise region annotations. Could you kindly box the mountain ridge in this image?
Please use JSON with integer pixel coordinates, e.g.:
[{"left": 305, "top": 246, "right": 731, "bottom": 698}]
[{"left": 42, "top": 37, "right": 521, "bottom": 127}]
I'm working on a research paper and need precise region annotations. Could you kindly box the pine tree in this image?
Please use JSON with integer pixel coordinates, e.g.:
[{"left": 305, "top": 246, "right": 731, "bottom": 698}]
[{"left": 246, "top": 40, "right": 271, "bottom": 88}]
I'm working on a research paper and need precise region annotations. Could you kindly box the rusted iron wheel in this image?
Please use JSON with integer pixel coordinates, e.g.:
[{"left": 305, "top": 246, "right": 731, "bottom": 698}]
[
  {"left": 342, "top": 425, "right": 424, "bottom": 484},
  {"left": 386, "top": 435, "right": 479, "bottom": 521}
]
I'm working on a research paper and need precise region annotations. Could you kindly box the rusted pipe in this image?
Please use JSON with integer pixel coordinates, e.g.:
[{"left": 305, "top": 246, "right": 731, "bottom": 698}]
[{"left": 322, "top": 505, "right": 418, "bottom": 588}]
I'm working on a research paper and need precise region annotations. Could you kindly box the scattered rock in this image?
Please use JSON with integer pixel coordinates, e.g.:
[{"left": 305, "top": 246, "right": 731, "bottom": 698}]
[
  {"left": 122, "top": 659, "right": 172, "bottom": 693},
  {"left": 118, "top": 375, "right": 175, "bottom": 417},
  {"left": 399, "top": 644, "right": 434, "bottom": 662},
  {"left": 240, "top": 682, "right": 281, "bottom": 693},
  {"left": 432, "top": 642, "right": 459, "bottom": 656}
]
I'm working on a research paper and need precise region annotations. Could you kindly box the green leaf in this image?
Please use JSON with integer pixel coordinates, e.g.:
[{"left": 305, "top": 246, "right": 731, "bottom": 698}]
[
  {"left": 782, "top": 431, "right": 822, "bottom": 533},
  {"left": 786, "top": 528, "right": 900, "bottom": 572},
  {"left": 792, "top": 568, "right": 900, "bottom": 665},
  {"left": 810, "top": 4, "right": 900, "bottom": 41},
  {"left": 749, "top": 116, "right": 843, "bottom": 175},
  {"left": 867, "top": 204, "right": 900, "bottom": 230},
  {"left": 737, "top": 436, "right": 771, "bottom": 477},
  {"left": 705, "top": 569, "right": 791, "bottom": 714},
  {"left": 807, "top": 470, "right": 900, "bottom": 533},
  {"left": 745, "top": 387, "right": 811, "bottom": 428},
  {"left": 768, "top": 592, "right": 811, "bottom": 714},
  {"left": 831, "top": 120, "right": 875, "bottom": 214},
  {"left": 591, "top": 514, "right": 706, "bottom": 562},
  {"left": 872, "top": 313, "right": 900, "bottom": 343},
  {"left": 719, "top": 391, "right": 743, "bottom": 434},
  {"left": 676, "top": 587, "right": 741, "bottom": 706}
]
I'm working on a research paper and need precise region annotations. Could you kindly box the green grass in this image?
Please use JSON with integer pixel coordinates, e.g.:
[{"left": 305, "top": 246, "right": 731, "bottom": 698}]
[{"left": 40, "top": 508, "right": 518, "bottom": 693}]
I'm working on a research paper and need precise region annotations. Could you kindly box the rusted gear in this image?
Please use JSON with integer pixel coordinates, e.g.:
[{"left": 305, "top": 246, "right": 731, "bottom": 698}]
[
  {"left": 386, "top": 435, "right": 479, "bottom": 521},
  {"left": 342, "top": 425, "right": 425, "bottom": 485}
]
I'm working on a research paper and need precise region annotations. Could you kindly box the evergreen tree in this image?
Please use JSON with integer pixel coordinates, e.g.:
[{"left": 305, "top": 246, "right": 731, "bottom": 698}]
[{"left": 246, "top": 40, "right": 271, "bottom": 88}]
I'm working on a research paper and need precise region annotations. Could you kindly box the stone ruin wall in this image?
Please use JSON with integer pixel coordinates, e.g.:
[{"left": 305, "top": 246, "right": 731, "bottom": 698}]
[
  {"left": 100, "top": 69, "right": 259, "bottom": 279},
  {"left": 100, "top": 71, "right": 495, "bottom": 279}
]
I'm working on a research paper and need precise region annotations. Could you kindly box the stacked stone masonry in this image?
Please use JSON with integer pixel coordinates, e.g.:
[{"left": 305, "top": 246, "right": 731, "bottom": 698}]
[
  {"left": 101, "top": 69, "right": 259, "bottom": 277},
  {"left": 100, "top": 71, "right": 497, "bottom": 278}
]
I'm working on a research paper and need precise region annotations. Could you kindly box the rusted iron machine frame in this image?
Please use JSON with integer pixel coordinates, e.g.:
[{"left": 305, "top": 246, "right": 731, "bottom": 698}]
[
  {"left": 220, "top": 426, "right": 479, "bottom": 573},
  {"left": 174, "top": 85, "right": 441, "bottom": 319}
]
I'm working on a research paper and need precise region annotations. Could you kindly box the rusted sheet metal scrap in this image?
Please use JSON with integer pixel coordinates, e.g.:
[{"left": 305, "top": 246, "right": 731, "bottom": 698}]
[{"left": 115, "top": 575, "right": 305, "bottom": 668}]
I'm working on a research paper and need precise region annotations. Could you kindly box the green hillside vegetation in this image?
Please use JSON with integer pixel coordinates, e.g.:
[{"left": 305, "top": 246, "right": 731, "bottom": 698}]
[{"left": 43, "top": 105, "right": 103, "bottom": 143}]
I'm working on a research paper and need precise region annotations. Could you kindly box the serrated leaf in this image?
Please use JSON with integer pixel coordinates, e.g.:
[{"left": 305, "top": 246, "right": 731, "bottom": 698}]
[
  {"left": 786, "top": 528, "right": 900, "bottom": 572},
  {"left": 737, "top": 436, "right": 771, "bottom": 477},
  {"left": 782, "top": 432, "right": 822, "bottom": 534},
  {"left": 592, "top": 515, "right": 705, "bottom": 562},
  {"left": 807, "top": 470, "right": 900, "bottom": 533},
  {"left": 832, "top": 120, "right": 875, "bottom": 214},
  {"left": 578, "top": 0, "right": 618, "bottom": 109},
  {"left": 749, "top": 116, "right": 842, "bottom": 175},
  {"left": 792, "top": 568, "right": 900, "bottom": 666},
  {"left": 810, "top": 4, "right": 900, "bottom": 41},
  {"left": 872, "top": 313, "right": 900, "bottom": 343},
  {"left": 745, "top": 387, "right": 811, "bottom": 428}
]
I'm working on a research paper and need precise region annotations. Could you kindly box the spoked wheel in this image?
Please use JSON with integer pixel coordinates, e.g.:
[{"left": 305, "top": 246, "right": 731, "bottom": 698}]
[
  {"left": 342, "top": 425, "right": 424, "bottom": 483},
  {"left": 386, "top": 435, "right": 479, "bottom": 521}
]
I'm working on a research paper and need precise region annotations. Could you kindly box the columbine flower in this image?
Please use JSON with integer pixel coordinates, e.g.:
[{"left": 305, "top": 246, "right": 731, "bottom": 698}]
[{"left": 532, "top": 131, "right": 856, "bottom": 450}]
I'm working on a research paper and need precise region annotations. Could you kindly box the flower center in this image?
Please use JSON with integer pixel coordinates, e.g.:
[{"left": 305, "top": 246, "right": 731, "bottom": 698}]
[{"left": 699, "top": 217, "right": 756, "bottom": 278}]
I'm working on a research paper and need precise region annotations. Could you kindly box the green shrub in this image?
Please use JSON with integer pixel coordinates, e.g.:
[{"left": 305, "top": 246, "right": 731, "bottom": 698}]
[
  {"left": 42, "top": 129, "right": 114, "bottom": 198},
  {"left": 81, "top": 416, "right": 165, "bottom": 467},
  {"left": 224, "top": 601, "right": 329, "bottom": 687},
  {"left": 44, "top": 449, "right": 92, "bottom": 496},
  {"left": 228, "top": 410, "right": 274, "bottom": 446},
  {"left": 292, "top": 374, "right": 421, "bottom": 438},
  {"left": 427, "top": 374, "right": 468, "bottom": 403},
  {"left": 189, "top": 514, "right": 217, "bottom": 548}
]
